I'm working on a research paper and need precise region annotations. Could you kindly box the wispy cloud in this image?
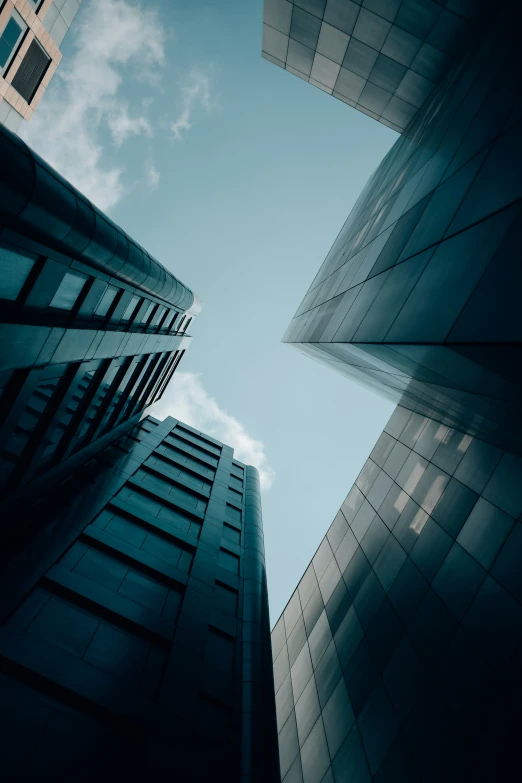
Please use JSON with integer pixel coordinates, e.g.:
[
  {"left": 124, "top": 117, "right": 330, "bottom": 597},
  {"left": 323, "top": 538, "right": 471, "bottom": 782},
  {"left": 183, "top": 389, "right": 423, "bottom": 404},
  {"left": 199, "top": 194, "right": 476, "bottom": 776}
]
[
  {"left": 145, "top": 157, "right": 160, "bottom": 190},
  {"left": 171, "top": 68, "right": 212, "bottom": 141},
  {"left": 107, "top": 105, "right": 152, "bottom": 147},
  {"left": 148, "top": 372, "right": 276, "bottom": 492},
  {"left": 21, "top": 0, "right": 165, "bottom": 211}
]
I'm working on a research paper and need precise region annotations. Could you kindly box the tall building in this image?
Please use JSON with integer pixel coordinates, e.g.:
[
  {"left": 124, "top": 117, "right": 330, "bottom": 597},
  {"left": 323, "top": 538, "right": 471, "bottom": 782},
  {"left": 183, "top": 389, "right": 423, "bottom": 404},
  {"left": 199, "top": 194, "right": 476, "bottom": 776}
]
[
  {"left": 0, "top": 0, "right": 82, "bottom": 133},
  {"left": 272, "top": 404, "right": 522, "bottom": 782},
  {"left": 263, "top": 1, "right": 522, "bottom": 781},
  {"left": 280, "top": 0, "right": 522, "bottom": 456},
  {"left": 262, "top": 0, "right": 490, "bottom": 131},
  {"left": 0, "top": 414, "right": 279, "bottom": 781},
  {"left": 0, "top": 122, "right": 200, "bottom": 527}
]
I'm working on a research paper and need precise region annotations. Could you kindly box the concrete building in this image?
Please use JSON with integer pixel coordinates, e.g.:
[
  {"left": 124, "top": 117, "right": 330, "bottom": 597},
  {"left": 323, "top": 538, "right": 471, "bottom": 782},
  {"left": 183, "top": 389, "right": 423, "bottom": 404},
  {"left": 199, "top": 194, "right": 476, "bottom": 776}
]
[{"left": 0, "top": 0, "right": 83, "bottom": 133}]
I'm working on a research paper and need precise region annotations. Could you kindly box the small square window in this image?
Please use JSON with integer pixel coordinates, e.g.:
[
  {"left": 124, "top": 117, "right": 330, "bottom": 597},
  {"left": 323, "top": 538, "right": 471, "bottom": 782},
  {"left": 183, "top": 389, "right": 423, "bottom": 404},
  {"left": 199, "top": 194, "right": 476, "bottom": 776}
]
[{"left": 222, "top": 523, "right": 241, "bottom": 546}]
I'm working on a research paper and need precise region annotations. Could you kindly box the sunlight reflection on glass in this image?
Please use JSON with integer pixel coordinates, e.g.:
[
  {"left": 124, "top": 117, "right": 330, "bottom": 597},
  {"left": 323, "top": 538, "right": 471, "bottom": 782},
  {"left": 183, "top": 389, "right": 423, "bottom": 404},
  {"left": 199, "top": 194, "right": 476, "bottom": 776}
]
[
  {"left": 435, "top": 425, "right": 447, "bottom": 442},
  {"left": 421, "top": 475, "right": 447, "bottom": 515},
  {"left": 458, "top": 434, "right": 472, "bottom": 453},
  {"left": 410, "top": 508, "right": 428, "bottom": 535},
  {"left": 393, "top": 490, "right": 409, "bottom": 514},
  {"left": 403, "top": 462, "right": 426, "bottom": 495}
]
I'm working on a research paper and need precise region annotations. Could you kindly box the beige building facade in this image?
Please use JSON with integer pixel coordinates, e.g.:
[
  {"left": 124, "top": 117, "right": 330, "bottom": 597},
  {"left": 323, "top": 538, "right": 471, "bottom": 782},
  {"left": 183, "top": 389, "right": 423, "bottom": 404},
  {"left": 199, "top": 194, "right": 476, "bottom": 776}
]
[{"left": 0, "top": 0, "right": 82, "bottom": 133}]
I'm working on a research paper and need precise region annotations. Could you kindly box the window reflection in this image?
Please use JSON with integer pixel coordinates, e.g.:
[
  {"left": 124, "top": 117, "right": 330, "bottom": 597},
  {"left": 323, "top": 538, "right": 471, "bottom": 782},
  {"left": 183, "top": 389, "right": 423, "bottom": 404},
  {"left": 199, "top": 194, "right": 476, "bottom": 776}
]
[
  {"left": 410, "top": 508, "right": 428, "bottom": 535},
  {"left": 0, "top": 242, "right": 35, "bottom": 301},
  {"left": 0, "top": 374, "right": 63, "bottom": 485},
  {"left": 50, "top": 273, "right": 86, "bottom": 310},
  {"left": 121, "top": 296, "right": 140, "bottom": 321},
  {"left": 140, "top": 301, "right": 155, "bottom": 324},
  {"left": 421, "top": 475, "right": 447, "bottom": 515},
  {"left": 393, "top": 489, "right": 408, "bottom": 514},
  {"left": 458, "top": 434, "right": 472, "bottom": 453},
  {"left": 434, "top": 425, "right": 446, "bottom": 443},
  {"left": 94, "top": 286, "right": 118, "bottom": 317},
  {"left": 402, "top": 460, "right": 426, "bottom": 495}
]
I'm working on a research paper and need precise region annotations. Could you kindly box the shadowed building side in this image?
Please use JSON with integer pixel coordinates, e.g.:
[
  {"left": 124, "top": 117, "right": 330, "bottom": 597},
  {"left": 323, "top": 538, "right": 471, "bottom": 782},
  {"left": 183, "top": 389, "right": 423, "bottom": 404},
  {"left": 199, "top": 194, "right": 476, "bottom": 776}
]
[
  {"left": 273, "top": 405, "right": 522, "bottom": 782},
  {"left": 0, "top": 122, "right": 201, "bottom": 537},
  {"left": 283, "top": 2, "right": 522, "bottom": 456},
  {"left": 0, "top": 416, "right": 279, "bottom": 781}
]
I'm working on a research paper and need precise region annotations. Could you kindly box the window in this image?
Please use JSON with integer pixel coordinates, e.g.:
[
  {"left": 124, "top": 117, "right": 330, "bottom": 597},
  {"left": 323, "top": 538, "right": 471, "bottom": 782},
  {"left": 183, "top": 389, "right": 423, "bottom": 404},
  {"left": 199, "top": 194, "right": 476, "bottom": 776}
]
[
  {"left": 230, "top": 475, "right": 243, "bottom": 491},
  {"left": 162, "top": 310, "right": 177, "bottom": 330},
  {"left": 222, "top": 523, "right": 241, "bottom": 546},
  {"left": 121, "top": 295, "right": 140, "bottom": 321},
  {"left": 214, "top": 582, "right": 238, "bottom": 616},
  {"left": 183, "top": 317, "right": 192, "bottom": 333},
  {"left": 218, "top": 548, "right": 240, "bottom": 575},
  {"left": 0, "top": 242, "right": 35, "bottom": 301},
  {"left": 0, "top": 370, "right": 65, "bottom": 486},
  {"left": 205, "top": 628, "right": 235, "bottom": 677},
  {"left": 49, "top": 272, "right": 86, "bottom": 310},
  {"left": 11, "top": 37, "right": 50, "bottom": 103},
  {"left": 177, "top": 316, "right": 185, "bottom": 332},
  {"left": 0, "top": 13, "right": 26, "bottom": 75},
  {"left": 225, "top": 504, "right": 242, "bottom": 526},
  {"left": 228, "top": 489, "right": 243, "bottom": 507},
  {"left": 94, "top": 286, "right": 118, "bottom": 317},
  {"left": 140, "top": 301, "right": 156, "bottom": 324},
  {"left": 151, "top": 306, "right": 166, "bottom": 327}
]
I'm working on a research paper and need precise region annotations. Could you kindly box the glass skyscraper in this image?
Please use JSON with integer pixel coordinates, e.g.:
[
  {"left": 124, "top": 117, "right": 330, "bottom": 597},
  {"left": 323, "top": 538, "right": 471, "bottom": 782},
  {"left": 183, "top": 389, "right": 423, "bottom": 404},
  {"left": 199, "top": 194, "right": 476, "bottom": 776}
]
[
  {"left": 262, "top": 0, "right": 488, "bottom": 131},
  {"left": 279, "top": 0, "right": 521, "bottom": 454},
  {"left": 0, "top": 415, "right": 278, "bottom": 781},
  {"left": 264, "top": 1, "right": 522, "bottom": 781},
  {"left": 0, "top": 120, "right": 280, "bottom": 779},
  {"left": 0, "top": 122, "right": 200, "bottom": 527},
  {"left": 272, "top": 404, "right": 522, "bottom": 782}
]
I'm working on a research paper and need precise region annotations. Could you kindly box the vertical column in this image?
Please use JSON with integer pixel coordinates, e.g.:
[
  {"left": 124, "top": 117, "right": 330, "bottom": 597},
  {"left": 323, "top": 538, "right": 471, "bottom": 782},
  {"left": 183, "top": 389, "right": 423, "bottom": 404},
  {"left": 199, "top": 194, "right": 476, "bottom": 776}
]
[{"left": 240, "top": 466, "right": 279, "bottom": 782}]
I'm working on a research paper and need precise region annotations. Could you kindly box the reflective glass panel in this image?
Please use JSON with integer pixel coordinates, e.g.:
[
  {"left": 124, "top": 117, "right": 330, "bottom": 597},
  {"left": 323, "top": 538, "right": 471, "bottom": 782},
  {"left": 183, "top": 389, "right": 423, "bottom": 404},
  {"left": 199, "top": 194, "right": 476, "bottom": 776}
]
[{"left": 50, "top": 273, "right": 86, "bottom": 310}]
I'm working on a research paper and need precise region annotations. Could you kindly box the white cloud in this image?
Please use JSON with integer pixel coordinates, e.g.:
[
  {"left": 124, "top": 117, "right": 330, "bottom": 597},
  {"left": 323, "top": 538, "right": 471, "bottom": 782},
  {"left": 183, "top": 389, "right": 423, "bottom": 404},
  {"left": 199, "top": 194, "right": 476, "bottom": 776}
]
[
  {"left": 21, "top": 0, "right": 165, "bottom": 211},
  {"left": 145, "top": 157, "right": 160, "bottom": 190},
  {"left": 148, "top": 371, "right": 276, "bottom": 492},
  {"left": 171, "top": 68, "right": 212, "bottom": 141},
  {"left": 107, "top": 105, "right": 152, "bottom": 147}
]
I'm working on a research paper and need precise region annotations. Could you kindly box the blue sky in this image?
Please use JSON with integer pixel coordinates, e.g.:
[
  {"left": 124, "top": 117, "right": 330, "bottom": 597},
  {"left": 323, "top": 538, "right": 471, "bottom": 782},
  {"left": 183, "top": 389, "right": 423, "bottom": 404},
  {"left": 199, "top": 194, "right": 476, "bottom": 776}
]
[{"left": 23, "top": 0, "right": 397, "bottom": 622}]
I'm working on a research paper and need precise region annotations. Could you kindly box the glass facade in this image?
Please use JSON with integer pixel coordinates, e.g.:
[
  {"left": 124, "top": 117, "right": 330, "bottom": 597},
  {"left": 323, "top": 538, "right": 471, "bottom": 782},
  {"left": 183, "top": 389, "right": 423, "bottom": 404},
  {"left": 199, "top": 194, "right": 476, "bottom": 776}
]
[
  {"left": 273, "top": 404, "right": 522, "bottom": 782},
  {"left": 262, "top": 0, "right": 487, "bottom": 131},
  {"left": 269, "top": 4, "right": 522, "bottom": 780},
  {"left": 0, "top": 416, "right": 279, "bottom": 781},
  {"left": 282, "top": 2, "right": 522, "bottom": 457},
  {"left": 0, "top": 122, "right": 200, "bottom": 510}
]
